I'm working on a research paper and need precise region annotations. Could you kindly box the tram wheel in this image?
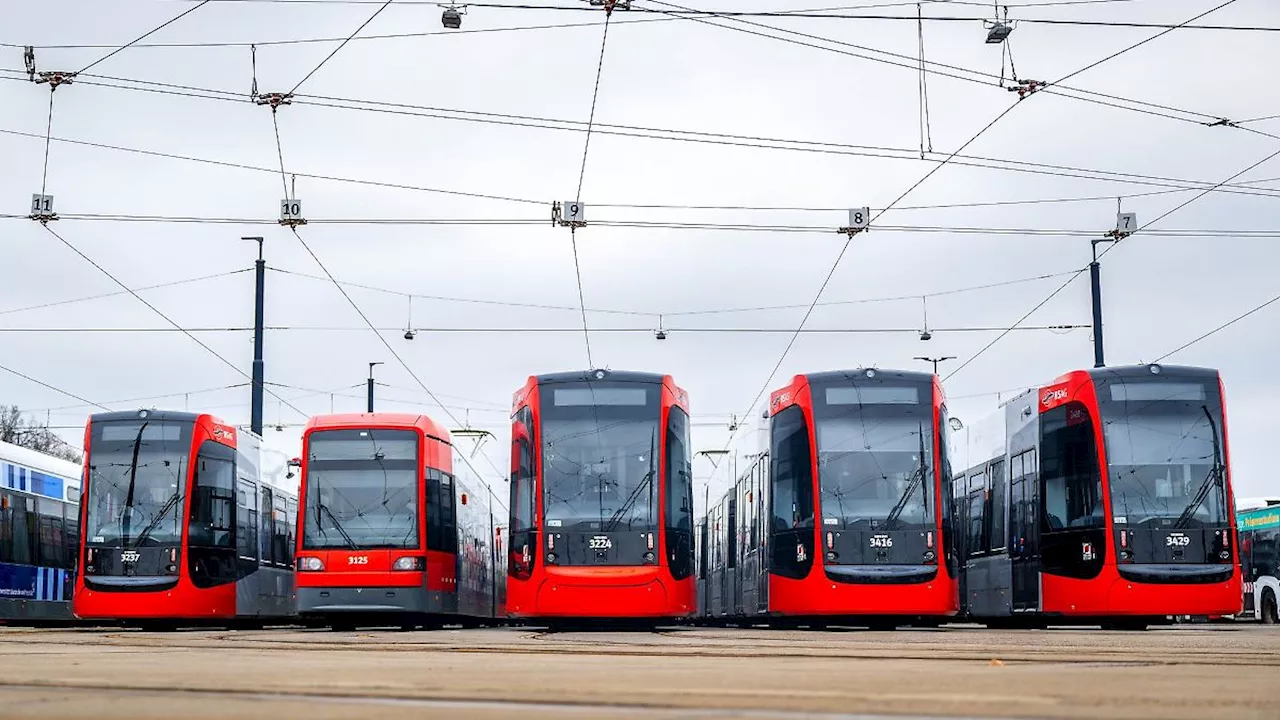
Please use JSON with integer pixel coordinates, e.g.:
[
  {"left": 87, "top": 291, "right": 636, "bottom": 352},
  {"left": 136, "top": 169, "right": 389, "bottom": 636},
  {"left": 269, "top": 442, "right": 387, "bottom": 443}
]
[{"left": 1262, "top": 590, "right": 1278, "bottom": 625}]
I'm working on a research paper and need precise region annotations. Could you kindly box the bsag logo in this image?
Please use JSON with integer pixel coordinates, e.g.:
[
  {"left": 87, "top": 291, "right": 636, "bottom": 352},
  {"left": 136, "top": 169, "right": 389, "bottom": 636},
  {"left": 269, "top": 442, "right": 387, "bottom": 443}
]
[
  {"left": 120, "top": 550, "right": 141, "bottom": 563},
  {"left": 1042, "top": 389, "right": 1069, "bottom": 406}
]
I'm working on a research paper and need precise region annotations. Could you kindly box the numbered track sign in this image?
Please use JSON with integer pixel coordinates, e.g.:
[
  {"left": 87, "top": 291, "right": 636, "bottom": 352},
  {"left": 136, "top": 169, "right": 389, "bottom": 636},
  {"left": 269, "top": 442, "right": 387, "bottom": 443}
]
[
  {"left": 562, "top": 200, "right": 585, "bottom": 223},
  {"left": 1116, "top": 212, "right": 1136, "bottom": 233},
  {"left": 31, "top": 194, "right": 54, "bottom": 215},
  {"left": 848, "top": 207, "right": 870, "bottom": 230},
  {"left": 280, "top": 198, "right": 304, "bottom": 222}
]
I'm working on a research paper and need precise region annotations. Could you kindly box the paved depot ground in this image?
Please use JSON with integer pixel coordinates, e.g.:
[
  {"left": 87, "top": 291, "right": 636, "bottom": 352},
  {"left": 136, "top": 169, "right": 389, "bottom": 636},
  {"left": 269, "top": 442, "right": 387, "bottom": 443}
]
[{"left": 0, "top": 625, "right": 1276, "bottom": 719}]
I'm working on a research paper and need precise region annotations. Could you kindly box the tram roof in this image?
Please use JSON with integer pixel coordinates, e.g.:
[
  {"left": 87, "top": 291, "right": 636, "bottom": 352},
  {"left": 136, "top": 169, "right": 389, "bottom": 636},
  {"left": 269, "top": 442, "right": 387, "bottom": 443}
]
[
  {"left": 535, "top": 369, "right": 669, "bottom": 385},
  {"left": 800, "top": 369, "right": 936, "bottom": 385},
  {"left": 89, "top": 409, "right": 204, "bottom": 424},
  {"left": 303, "top": 412, "right": 451, "bottom": 442}
]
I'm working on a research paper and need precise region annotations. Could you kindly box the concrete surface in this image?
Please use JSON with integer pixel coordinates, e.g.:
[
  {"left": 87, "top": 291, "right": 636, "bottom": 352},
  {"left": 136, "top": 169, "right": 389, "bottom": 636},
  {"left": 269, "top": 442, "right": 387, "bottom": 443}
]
[{"left": 0, "top": 624, "right": 1276, "bottom": 719}]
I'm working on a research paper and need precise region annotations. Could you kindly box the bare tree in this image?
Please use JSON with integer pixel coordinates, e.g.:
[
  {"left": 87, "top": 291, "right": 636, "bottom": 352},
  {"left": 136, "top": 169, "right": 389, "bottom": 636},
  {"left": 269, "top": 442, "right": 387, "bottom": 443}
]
[{"left": 0, "top": 404, "right": 83, "bottom": 463}]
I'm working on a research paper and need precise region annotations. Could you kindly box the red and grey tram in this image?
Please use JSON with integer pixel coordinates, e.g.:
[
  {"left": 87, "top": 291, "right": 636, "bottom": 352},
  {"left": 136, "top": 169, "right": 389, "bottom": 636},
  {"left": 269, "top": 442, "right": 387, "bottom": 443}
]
[
  {"left": 951, "top": 364, "right": 1242, "bottom": 629},
  {"left": 74, "top": 410, "right": 298, "bottom": 625},
  {"left": 507, "top": 370, "right": 696, "bottom": 626},
  {"left": 294, "top": 413, "right": 506, "bottom": 630},
  {"left": 702, "top": 369, "right": 958, "bottom": 627}
]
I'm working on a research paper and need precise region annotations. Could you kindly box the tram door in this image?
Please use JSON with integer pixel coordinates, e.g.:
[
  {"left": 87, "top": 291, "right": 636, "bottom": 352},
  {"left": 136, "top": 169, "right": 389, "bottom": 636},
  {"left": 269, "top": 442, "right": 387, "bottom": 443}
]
[{"left": 1009, "top": 453, "right": 1040, "bottom": 613}]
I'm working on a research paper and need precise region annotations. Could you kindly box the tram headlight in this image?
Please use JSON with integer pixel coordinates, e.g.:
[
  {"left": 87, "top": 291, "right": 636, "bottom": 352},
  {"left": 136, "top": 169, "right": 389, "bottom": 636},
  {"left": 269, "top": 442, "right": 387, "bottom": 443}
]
[
  {"left": 299, "top": 556, "right": 324, "bottom": 572},
  {"left": 393, "top": 556, "right": 425, "bottom": 571}
]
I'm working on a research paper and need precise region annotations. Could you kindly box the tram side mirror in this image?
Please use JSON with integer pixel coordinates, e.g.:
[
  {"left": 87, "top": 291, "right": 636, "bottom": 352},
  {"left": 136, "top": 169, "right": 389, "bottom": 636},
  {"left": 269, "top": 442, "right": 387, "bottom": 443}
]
[
  {"left": 287, "top": 457, "right": 301, "bottom": 479},
  {"left": 948, "top": 417, "right": 964, "bottom": 431}
]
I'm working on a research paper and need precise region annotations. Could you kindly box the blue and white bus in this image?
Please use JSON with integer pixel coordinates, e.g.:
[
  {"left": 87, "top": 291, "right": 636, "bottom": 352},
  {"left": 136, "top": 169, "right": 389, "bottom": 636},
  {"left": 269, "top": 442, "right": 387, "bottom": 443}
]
[{"left": 0, "top": 438, "right": 82, "bottom": 623}]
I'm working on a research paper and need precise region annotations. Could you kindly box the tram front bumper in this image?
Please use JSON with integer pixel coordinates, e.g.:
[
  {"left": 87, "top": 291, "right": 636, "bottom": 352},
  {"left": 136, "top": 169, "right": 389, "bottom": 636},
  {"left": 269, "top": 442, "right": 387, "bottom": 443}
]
[{"left": 298, "top": 586, "right": 437, "bottom": 615}]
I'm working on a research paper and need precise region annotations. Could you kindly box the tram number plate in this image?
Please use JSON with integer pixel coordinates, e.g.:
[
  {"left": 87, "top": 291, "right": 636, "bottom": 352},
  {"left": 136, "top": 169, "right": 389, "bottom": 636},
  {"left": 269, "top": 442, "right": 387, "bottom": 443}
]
[
  {"left": 347, "top": 555, "right": 370, "bottom": 565},
  {"left": 869, "top": 535, "right": 893, "bottom": 549},
  {"left": 1165, "top": 534, "right": 1190, "bottom": 547},
  {"left": 588, "top": 535, "right": 612, "bottom": 550}
]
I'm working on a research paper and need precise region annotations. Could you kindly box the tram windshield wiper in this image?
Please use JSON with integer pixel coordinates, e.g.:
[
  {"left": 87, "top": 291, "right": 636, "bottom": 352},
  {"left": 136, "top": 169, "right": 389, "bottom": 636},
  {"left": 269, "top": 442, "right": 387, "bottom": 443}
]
[
  {"left": 882, "top": 421, "right": 929, "bottom": 531},
  {"left": 1173, "top": 406, "right": 1224, "bottom": 529},
  {"left": 317, "top": 502, "right": 359, "bottom": 550},
  {"left": 131, "top": 490, "right": 182, "bottom": 549}
]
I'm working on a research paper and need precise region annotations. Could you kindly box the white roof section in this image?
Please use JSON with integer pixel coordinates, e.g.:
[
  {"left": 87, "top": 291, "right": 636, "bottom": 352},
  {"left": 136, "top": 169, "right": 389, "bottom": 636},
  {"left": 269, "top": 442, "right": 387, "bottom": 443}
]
[{"left": 0, "top": 438, "right": 82, "bottom": 486}]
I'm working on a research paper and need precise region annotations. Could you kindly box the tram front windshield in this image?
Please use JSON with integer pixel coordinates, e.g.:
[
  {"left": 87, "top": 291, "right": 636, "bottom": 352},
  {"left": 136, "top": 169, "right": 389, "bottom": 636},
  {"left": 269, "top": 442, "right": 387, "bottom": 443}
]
[
  {"left": 85, "top": 419, "right": 192, "bottom": 548},
  {"left": 303, "top": 429, "right": 420, "bottom": 550},
  {"left": 540, "top": 382, "right": 661, "bottom": 533},
  {"left": 1098, "top": 378, "right": 1229, "bottom": 529},
  {"left": 813, "top": 383, "right": 934, "bottom": 530}
]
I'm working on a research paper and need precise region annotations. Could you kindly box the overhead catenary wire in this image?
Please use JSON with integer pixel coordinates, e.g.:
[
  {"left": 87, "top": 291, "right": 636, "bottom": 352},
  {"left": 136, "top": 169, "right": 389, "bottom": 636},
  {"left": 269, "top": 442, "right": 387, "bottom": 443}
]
[
  {"left": 0, "top": 324, "right": 1091, "bottom": 334},
  {"left": 287, "top": 0, "right": 396, "bottom": 94},
  {"left": 633, "top": 0, "right": 1237, "bottom": 130},
  {"left": 945, "top": 132, "right": 1280, "bottom": 383},
  {"left": 8, "top": 211, "right": 1279, "bottom": 240},
  {"left": 1154, "top": 291, "right": 1280, "bottom": 363},
  {"left": 0, "top": 361, "right": 111, "bottom": 411},
  {"left": 261, "top": 62, "right": 507, "bottom": 496},
  {"left": 0, "top": 267, "right": 252, "bottom": 317},
  {"left": 77, "top": 0, "right": 213, "bottom": 74},
  {"left": 565, "top": 10, "right": 615, "bottom": 370},
  {"left": 27, "top": 383, "right": 251, "bottom": 414},
  {"left": 7, "top": 70, "right": 1277, "bottom": 201},
  {"left": 39, "top": 224, "right": 309, "bottom": 419},
  {"left": 703, "top": 0, "right": 1237, "bottom": 465}
]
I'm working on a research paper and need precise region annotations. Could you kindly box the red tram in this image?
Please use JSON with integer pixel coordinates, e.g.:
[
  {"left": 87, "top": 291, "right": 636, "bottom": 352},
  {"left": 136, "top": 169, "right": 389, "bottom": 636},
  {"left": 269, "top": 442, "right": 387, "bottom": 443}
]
[
  {"left": 74, "top": 410, "right": 297, "bottom": 625},
  {"left": 294, "top": 413, "right": 506, "bottom": 630},
  {"left": 701, "top": 369, "right": 958, "bottom": 627},
  {"left": 951, "top": 364, "right": 1242, "bottom": 629},
  {"left": 506, "top": 370, "right": 696, "bottom": 627}
]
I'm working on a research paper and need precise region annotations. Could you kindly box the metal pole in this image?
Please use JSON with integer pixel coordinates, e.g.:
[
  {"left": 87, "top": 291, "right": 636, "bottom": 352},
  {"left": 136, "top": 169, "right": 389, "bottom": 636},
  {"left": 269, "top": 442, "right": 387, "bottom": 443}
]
[
  {"left": 1090, "top": 240, "right": 1105, "bottom": 368},
  {"left": 245, "top": 236, "right": 266, "bottom": 435},
  {"left": 367, "top": 362, "right": 383, "bottom": 413}
]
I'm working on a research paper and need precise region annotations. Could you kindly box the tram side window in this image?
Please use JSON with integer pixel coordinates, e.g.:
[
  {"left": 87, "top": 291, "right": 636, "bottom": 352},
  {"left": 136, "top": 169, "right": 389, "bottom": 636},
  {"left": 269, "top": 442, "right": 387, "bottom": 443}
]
[
  {"left": 426, "top": 473, "right": 457, "bottom": 554},
  {"left": 748, "top": 462, "right": 760, "bottom": 551},
  {"left": 190, "top": 443, "right": 236, "bottom": 550},
  {"left": 272, "top": 493, "right": 290, "bottom": 568},
  {"left": 987, "top": 459, "right": 1007, "bottom": 551},
  {"left": 64, "top": 503, "right": 79, "bottom": 569},
  {"left": 509, "top": 406, "right": 537, "bottom": 580},
  {"left": 236, "top": 480, "right": 258, "bottom": 577},
  {"left": 770, "top": 405, "right": 814, "bottom": 578},
  {"left": 727, "top": 498, "right": 737, "bottom": 569},
  {"left": 36, "top": 498, "right": 64, "bottom": 569},
  {"left": 1009, "top": 449, "right": 1036, "bottom": 551},
  {"left": 1041, "top": 401, "right": 1103, "bottom": 530},
  {"left": 701, "top": 517, "right": 711, "bottom": 573},
  {"left": 665, "top": 406, "right": 694, "bottom": 580},
  {"left": 285, "top": 497, "right": 298, "bottom": 568},
  {"left": 259, "top": 487, "right": 274, "bottom": 566},
  {"left": 0, "top": 494, "right": 37, "bottom": 566},
  {"left": 967, "top": 472, "right": 986, "bottom": 556}
]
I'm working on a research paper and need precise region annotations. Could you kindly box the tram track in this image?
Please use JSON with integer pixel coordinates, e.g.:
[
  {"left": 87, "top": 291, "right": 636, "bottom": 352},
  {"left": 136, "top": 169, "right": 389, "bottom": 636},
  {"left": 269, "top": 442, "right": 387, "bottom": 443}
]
[
  {"left": 1, "top": 627, "right": 1276, "bottom": 667},
  {"left": 0, "top": 682, "right": 1032, "bottom": 720}
]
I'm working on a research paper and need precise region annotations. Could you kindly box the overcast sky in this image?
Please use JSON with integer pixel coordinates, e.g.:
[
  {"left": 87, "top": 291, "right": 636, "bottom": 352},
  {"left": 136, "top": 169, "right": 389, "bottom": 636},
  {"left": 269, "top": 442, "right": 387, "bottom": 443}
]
[{"left": 2, "top": 0, "right": 1278, "bottom": 512}]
